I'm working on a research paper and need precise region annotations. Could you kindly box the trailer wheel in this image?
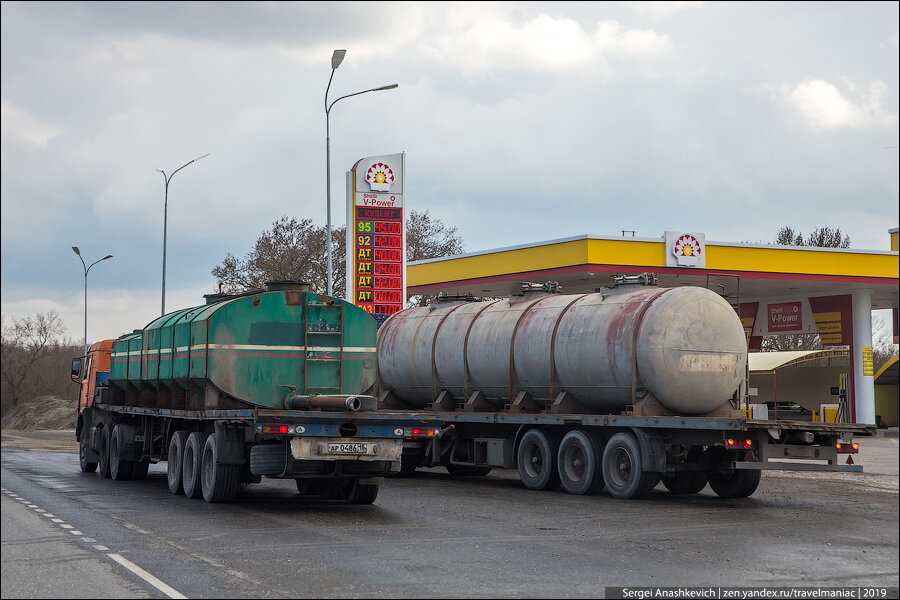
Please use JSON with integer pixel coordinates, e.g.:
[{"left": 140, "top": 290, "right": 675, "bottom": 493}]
[
  {"left": 601, "top": 432, "right": 658, "bottom": 499},
  {"left": 295, "top": 479, "right": 323, "bottom": 496},
  {"left": 98, "top": 424, "right": 112, "bottom": 479},
  {"left": 79, "top": 432, "right": 98, "bottom": 473},
  {"left": 387, "top": 456, "right": 418, "bottom": 478},
  {"left": 110, "top": 425, "right": 135, "bottom": 481},
  {"left": 516, "top": 429, "right": 561, "bottom": 491},
  {"left": 347, "top": 483, "right": 379, "bottom": 505},
  {"left": 182, "top": 432, "right": 209, "bottom": 499},
  {"left": 661, "top": 472, "right": 708, "bottom": 495},
  {"left": 709, "top": 468, "right": 761, "bottom": 498},
  {"left": 329, "top": 480, "right": 379, "bottom": 504},
  {"left": 557, "top": 430, "right": 605, "bottom": 495},
  {"left": 131, "top": 460, "right": 150, "bottom": 481},
  {"left": 167, "top": 431, "right": 190, "bottom": 495},
  {"left": 201, "top": 434, "right": 241, "bottom": 503}
]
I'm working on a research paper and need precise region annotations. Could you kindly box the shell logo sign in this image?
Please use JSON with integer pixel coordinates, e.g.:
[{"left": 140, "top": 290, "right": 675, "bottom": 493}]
[
  {"left": 665, "top": 231, "right": 706, "bottom": 268},
  {"left": 673, "top": 234, "right": 702, "bottom": 266},
  {"left": 366, "top": 162, "right": 395, "bottom": 192},
  {"left": 348, "top": 152, "right": 406, "bottom": 327}
]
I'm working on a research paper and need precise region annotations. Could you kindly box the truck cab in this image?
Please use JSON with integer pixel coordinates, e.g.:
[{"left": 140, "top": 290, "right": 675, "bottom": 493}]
[{"left": 71, "top": 339, "right": 113, "bottom": 420}]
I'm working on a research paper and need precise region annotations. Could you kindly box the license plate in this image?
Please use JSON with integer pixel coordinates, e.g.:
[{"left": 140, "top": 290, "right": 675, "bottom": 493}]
[{"left": 327, "top": 442, "right": 369, "bottom": 454}]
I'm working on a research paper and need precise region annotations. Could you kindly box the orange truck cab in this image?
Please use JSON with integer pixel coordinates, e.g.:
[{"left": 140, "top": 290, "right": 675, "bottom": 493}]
[{"left": 71, "top": 339, "right": 114, "bottom": 432}]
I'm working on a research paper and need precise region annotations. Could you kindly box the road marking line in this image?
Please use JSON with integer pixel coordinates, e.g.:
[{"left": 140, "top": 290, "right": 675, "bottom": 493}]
[
  {"left": 34, "top": 508, "right": 46, "bottom": 513},
  {"left": 107, "top": 553, "right": 187, "bottom": 599},
  {"left": 70, "top": 530, "right": 83, "bottom": 536},
  {"left": 43, "top": 514, "right": 56, "bottom": 518},
  {"left": 51, "top": 518, "right": 64, "bottom": 523},
  {"left": 60, "top": 524, "right": 73, "bottom": 529},
  {"left": 81, "top": 538, "right": 96, "bottom": 543},
  {"left": 94, "top": 545, "right": 109, "bottom": 551},
  {"left": 27, "top": 504, "right": 39, "bottom": 508}
]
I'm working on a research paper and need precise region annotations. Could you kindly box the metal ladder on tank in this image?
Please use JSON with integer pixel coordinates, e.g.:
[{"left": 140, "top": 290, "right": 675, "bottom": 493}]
[{"left": 303, "top": 298, "right": 344, "bottom": 395}]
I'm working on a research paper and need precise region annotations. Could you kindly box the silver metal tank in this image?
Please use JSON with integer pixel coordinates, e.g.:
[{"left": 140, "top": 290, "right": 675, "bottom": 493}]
[{"left": 376, "top": 283, "right": 747, "bottom": 415}]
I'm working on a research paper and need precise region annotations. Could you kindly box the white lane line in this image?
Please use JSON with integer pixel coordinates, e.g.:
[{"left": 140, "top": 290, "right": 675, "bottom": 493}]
[
  {"left": 107, "top": 553, "right": 187, "bottom": 599},
  {"left": 5, "top": 491, "right": 186, "bottom": 598},
  {"left": 81, "top": 538, "right": 96, "bottom": 543}
]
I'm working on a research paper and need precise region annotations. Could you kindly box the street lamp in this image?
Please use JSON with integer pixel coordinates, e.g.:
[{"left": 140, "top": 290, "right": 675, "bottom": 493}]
[
  {"left": 157, "top": 153, "right": 209, "bottom": 315},
  {"left": 325, "top": 49, "right": 398, "bottom": 297},
  {"left": 72, "top": 247, "right": 113, "bottom": 359}
]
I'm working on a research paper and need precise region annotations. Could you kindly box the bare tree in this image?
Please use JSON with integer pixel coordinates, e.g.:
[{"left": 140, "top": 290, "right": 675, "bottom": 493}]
[
  {"left": 406, "top": 209, "right": 465, "bottom": 262},
  {"left": 872, "top": 316, "right": 898, "bottom": 372},
  {"left": 212, "top": 211, "right": 464, "bottom": 303},
  {"left": 773, "top": 225, "right": 850, "bottom": 248},
  {"left": 775, "top": 226, "right": 803, "bottom": 246},
  {"left": 1, "top": 311, "right": 68, "bottom": 412},
  {"left": 212, "top": 216, "right": 346, "bottom": 297},
  {"left": 762, "top": 226, "right": 853, "bottom": 350},
  {"left": 805, "top": 227, "right": 850, "bottom": 249},
  {"left": 760, "top": 333, "right": 823, "bottom": 352}
]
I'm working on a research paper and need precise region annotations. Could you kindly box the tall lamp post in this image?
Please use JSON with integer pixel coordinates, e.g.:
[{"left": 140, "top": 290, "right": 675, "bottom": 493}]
[
  {"left": 72, "top": 247, "right": 113, "bottom": 359},
  {"left": 157, "top": 153, "right": 209, "bottom": 315},
  {"left": 325, "top": 49, "right": 397, "bottom": 297}
]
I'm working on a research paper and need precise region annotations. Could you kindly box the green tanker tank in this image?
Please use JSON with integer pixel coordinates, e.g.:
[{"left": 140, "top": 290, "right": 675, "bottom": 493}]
[{"left": 109, "top": 282, "right": 376, "bottom": 410}]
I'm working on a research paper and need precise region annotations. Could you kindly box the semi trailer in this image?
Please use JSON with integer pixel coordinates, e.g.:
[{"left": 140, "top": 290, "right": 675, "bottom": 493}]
[
  {"left": 375, "top": 276, "right": 873, "bottom": 499},
  {"left": 72, "top": 282, "right": 439, "bottom": 504}
]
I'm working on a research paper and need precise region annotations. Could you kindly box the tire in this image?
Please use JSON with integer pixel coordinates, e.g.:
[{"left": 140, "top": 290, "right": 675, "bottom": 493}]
[
  {"left": 347, "top": 483, "right": 379, "bottom": 505},
  {"left": 201, "top": 434, "right": 241, "bottom": 503},
  {"left": 249, "top": 443, "right": 286, "bottom": 476},
  {"left": 296, "top": 479, "right": 323, "bottom": 496},
  {"left": 387, "top": 456, "right": 418, "bottom": 478},
  {"left": 445, "top": 463, "right": 492, "bottom": 477},
  {"left": 557, "top": 430, "right": 605, "bottom": 495},
  {"left": 110, "top": 424, "right": 135, "bottom": 481},
  {"left": 131, "top": 460, "right": 150, "bottom": 481},
  {"left": 661, "top": 471, "right": 708, "bottom": 495},
  {"left": 79, "top": 432, "right": 98, "bottom": 473},
  {"left": 327, "top": 480, "right": 379, "bottom": 504},
  {"left": 516, "top": 429, "right": 561, "bottom": 491},
  {"left": 98, "top": 425, "right": 112, "bottom": 479},
  {"left": 182, "top": 432, "right": 208, "bottom": 499},
  {"left": 709, "top": 468, "right": 761, "bottom": 498},
  {"left": 167, "top": 431, "right": 190, "bottom": 495},
  {"left": 601, "top": 432, "right": 659, "bottom": 499}
]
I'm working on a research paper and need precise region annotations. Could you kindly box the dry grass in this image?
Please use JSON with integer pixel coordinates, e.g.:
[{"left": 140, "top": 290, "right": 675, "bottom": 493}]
[{"left": 0, "top": 395, "right": 77, "bottom": 430}]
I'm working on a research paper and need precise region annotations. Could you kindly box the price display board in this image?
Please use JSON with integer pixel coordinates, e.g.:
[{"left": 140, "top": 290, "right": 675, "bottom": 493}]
[{"left": 346, "top": 153, "right": 405, "bottom": 326}]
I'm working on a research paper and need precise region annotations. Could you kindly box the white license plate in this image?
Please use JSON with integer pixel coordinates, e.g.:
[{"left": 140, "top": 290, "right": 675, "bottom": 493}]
[{"left": 327, "top": 442, "right": 369, "bottom": 454}]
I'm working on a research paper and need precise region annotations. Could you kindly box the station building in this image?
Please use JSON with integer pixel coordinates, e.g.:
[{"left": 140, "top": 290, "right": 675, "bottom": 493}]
[{"left": 406, "top": 228, "right": 899, "bottom": 425}]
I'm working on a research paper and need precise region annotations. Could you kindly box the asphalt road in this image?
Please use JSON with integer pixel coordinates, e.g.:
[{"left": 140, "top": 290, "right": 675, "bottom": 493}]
[{"left": 2, "top": 431, "right": 898, "bottom": 598}]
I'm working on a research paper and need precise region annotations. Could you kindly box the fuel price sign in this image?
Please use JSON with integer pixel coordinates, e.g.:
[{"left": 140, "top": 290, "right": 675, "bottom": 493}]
[{"left": 346, "top": 153, "right": 406, "bottom": 326}]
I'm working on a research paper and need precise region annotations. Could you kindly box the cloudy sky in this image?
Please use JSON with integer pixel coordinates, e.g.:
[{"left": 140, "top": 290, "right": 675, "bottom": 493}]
[{"left": 2, "top": 1, "right": 898, "bottom": 344}]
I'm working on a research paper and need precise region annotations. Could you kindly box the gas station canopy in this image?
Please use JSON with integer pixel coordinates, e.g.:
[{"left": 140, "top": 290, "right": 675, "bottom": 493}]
[{"left": 407, "top": 233, "right": 898, "bottom": 310}]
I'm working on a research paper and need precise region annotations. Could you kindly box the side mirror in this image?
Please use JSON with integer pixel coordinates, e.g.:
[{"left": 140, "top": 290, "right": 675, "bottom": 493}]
[{"left": 71, "top": 357, "right": 83, "bottom": 382}]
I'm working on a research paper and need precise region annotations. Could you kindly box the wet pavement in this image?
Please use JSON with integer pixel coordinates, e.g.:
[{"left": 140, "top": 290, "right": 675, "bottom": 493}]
[{"left": 2, "top": 430, "right": 898, "bottom": 598}]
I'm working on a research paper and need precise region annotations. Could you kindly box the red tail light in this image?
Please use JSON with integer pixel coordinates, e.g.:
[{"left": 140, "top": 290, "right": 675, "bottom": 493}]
[
  {"left": 725, "top": 438, "right": 753, "bottom": 450},
  {"left": 836, "top": 442, "right": 859, "bottom": 454}
]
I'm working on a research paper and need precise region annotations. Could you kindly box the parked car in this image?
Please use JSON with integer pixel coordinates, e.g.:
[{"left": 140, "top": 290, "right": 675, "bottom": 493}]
[{"left": 765, "top": 401, "right": 814, "bottom": 421}]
